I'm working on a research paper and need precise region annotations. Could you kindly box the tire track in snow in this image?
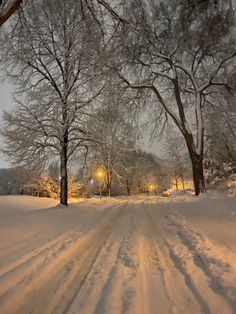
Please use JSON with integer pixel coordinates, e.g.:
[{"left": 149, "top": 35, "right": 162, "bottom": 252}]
[
  {"left": 67, "top": 206, "right": 138, "bottom": 314},
  {"left": 165, "top": 211, "right": 236, "bottom": 311},
  {"left": 0, "top": 203, "right": 123, "bottom": 314},
  {"left": 141, "top": 206, "right": 203, "bottom": 314},
  {"left": 0, "top": 203, "right": 113, "bottom": 277},
  {"left": 49, "top": 230, "right": 118, "bottom": 311},
  {"left": 146, "top": 206, "right": 233, "bottom": 314}
]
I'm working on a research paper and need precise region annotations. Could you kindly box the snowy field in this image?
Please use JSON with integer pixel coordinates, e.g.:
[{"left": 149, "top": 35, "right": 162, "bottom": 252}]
[{"left": 0, "top": 193, "right": 235, "bottom": 314}]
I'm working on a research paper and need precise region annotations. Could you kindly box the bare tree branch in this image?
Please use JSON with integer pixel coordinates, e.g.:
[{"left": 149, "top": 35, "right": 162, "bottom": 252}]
[
  {"left": 96, "top": 0, "right": 127, "bottom": 23},
  {"left": 0, "top": 0, "right": 23, "bottom": 26}
]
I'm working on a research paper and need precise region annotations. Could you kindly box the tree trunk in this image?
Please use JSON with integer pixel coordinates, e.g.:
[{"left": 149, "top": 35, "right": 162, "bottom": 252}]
[
  {"left": 191, "top": 153, "right": 205, "bottom": 196},
  {"left": 60, "top": 107, "right": 68, "bottom": 205},
  {"left": 60, "top": 99, "right": 69, "bottom": 206},
  {"left": 106, "top": 170, "right": 112, "bottom": 197},
  {"left": 181, "top": 175, "right": 185, "bottom": 192},
  {"left": 126, "top": 178, "right": 131, "bottom": 196},
  {"left": 175, "top": 172, "right": 179, "bottom": 191},
  {"left": 60, "top": 142, "right": 68, "bottom": 206},
  {"left": 184, "top": 132, "right": 205, "bottom": 196}
]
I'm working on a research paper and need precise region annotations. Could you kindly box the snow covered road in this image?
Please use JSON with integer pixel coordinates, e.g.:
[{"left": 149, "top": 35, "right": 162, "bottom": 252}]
[{"left": 0, "top": 194, "right": 235, "bottom": 314}]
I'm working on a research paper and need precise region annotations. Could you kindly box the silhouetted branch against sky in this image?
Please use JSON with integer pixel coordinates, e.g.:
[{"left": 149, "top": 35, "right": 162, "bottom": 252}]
[
  {"left": 0, "top": 0, "right": 23, "bottom": 26},
  {"left": 0, "top": 0, "right": 126, "bottom": 27}
]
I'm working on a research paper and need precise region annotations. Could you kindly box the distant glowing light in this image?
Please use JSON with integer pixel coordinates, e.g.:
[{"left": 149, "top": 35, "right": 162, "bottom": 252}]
[{"left": 95, "top": 168, "right": 104, "bottom": 180}]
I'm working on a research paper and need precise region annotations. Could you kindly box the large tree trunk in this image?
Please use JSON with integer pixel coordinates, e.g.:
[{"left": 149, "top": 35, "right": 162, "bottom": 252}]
[
  {"left": 60, "top": 103, "right": 68, "bottom": 206},
  {"left": 184, "top": 132, "right": 206, "bottom": 196},
  {"left": 191, "top": 153, "right": 205, "bottom": 196},
  {"left": 60, "top": 140, "right": 68, "bottom": 206}
]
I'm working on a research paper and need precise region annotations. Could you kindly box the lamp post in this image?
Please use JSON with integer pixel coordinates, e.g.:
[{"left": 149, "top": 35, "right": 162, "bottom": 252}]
[
  {"left": 148, "top": 184, "right": 153, "bottom": 196},
  {"left": 96, "top": 169, "right": 104, "bottom": 198},
  {"left": 148, "top": 183, "right": 157, "bottom": 196}
]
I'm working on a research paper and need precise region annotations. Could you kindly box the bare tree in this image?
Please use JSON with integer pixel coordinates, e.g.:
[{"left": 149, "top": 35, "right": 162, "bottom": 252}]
[
  {"left": 1, "top": 0, "right": 105, "bottom": 205},
  {"left": 119, "top": 149, "right": 162, "bottom": 196},
  {"left": 88, "top": 86, "right": 136, "bottom": 196},
  {"left": 109, "top": 0, "right": 236, "bottom": 195},
  {"left": 163, "top": 129, "right": 191, "bottom": 192},
  {"left": 119, "top": 149, "right": 142, "bottom": 196}
]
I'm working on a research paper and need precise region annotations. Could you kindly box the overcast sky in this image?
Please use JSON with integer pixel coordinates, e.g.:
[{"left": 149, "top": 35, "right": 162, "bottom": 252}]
[
  {"left": 0, "top": 81, "right": 164, "bottom": 169},
  {"left": 0, "top": 81, "right": 15, "bottom": 168}
]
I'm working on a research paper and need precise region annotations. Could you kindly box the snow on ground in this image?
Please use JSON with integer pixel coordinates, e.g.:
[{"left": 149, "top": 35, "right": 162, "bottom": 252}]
[{"left": 0, "top": 193, "right": 235, "bottom": 314}]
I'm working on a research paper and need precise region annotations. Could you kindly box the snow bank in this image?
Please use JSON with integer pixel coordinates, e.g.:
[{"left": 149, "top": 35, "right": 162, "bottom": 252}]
[{"left": 0, "top": 195, "right": 58, "bottom": 212}]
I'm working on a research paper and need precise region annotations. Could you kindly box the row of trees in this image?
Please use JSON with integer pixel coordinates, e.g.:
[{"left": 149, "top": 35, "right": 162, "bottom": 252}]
[
  {"left": 0, "top": 0, "right": 235, "bottom": 204},
  {"left": 87, "top": 149, "right": 164, "bottom": 196},
  {"left": 0, "top": 147, "right": 165, "bottom": 197}
]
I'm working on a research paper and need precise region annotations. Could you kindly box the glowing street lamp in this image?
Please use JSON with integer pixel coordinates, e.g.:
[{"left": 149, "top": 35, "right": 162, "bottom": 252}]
[
  {"left": 97, "top": 171, "right": 103, "bottom": 179},
  {"left": 148, "top": 184, "right": 153, "bottom": 195},
  {"left": 96, "top": 169, "right": 104, "bottom": 198},
  {"left": 148, "top": 183, "right": 157, "bottom": 195}
]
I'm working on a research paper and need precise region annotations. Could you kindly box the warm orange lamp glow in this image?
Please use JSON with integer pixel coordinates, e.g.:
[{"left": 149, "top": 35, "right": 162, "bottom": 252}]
[
  {"left": 95, "top": 168, "right": 104, "bottom": 198},
  {"left": 96, "top": 169, "right": 104, "bottom": 180}
]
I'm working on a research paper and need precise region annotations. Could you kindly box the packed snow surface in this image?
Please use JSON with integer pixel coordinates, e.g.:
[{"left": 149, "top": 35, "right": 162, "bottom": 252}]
[{"left": 0, "top": 193, "right": 235, "bottom": 314}]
